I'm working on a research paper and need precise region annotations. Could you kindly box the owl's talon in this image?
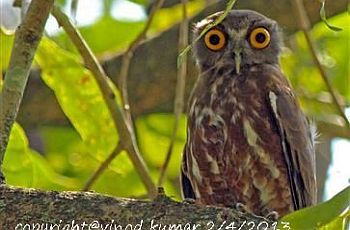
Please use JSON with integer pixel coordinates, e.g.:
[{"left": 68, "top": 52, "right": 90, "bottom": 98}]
[
  {"left": 265, "top": 211, "right": 279, "bottom": 221},
  {"left": 232, "top": 202, "right": 248, "bottom": 213},
  {"left": 182, "top": 198, "right": 196, "bottom": 204}
]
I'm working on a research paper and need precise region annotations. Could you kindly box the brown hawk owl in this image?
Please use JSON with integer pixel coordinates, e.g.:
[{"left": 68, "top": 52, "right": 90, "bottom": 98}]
[{"left": 181, "top": 10, "right": 317, "bottom": 217}]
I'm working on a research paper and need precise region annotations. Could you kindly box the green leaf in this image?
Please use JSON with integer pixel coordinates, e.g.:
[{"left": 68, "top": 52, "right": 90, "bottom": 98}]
[
  {"left": 3, "top": 123, "right": 77, "bottom": 190},
  {"left": 35, "top": 38, "right": 124, "bottom": 173},
  {"left": 0, "top": 31, "right": 14, "bottom": 71},
  {"left": 278, "top": 186, "right": 350, "bottom": 229},
  {"left": 34, "top": 38, "right": 151, "bottom": 195},
  {"left": 319, "top": 0, "right": 342, "bottom": 31},
  {"left": 38, "top": 126, "right": 85, "bottom": 176},
  {"left": 136, "top": 113, "right": 186, "bottom": 179},
  {"left": 323, "top": 213, "right": 349, "bottom": 230}
]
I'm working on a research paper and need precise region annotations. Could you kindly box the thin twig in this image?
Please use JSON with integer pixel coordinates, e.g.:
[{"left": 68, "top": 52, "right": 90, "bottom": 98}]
[
  {"left": 0, "top": 0, "right": 54, "bottom": 183},
  {"left": 119, "top": 52, "right": 132, "bottom": 123},
  {"left": 292, "top": 0, "right": 350, "bottom": 129},
  {"left": 317, "top": 121, "right": 350, "bottom": 139},
  {"left": 117, "top": 0, "right": 166, "bottom": 191},
  {"left": 158, "top": 0, "right": 189, "bottom": 186},
  {"left": 51, "top": 6, "right": 157, "bottom": 198},
  {"left": 82, "top": 142, "right": 123, "bottom": 191},
  {"left": 118, "top": 0, "right": 165, "bottom": 125}
]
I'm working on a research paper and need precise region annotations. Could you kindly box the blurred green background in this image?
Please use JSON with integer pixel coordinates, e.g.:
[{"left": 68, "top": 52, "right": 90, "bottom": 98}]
[{"left": 0, "top": 0, "right": 349, "bottom": 203}]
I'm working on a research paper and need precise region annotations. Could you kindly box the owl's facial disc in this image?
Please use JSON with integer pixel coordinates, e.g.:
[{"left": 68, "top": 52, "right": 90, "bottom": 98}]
[{"left": 193, "top": 10, "right": 282, "bottom": 73}]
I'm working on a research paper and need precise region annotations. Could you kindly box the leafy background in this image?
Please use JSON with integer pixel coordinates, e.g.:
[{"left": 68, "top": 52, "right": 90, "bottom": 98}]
[{"left": 0, "top": 0, "right": 349, "bottom": 228}]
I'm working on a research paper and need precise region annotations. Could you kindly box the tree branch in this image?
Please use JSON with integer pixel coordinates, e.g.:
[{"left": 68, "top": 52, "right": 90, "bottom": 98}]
[
  {"left": 0, "top": 0, "right": 54, "bottom": 183},
  {"left": 292, "top": 0, "right": 350, "bottom": 129},
  {"left": 51, "top": 6, "right": 157, "bottom": 198},
  {"left": 317, "top": 121, "right": 350, "bottom": 139},
  {"left": 0, "top": 185, "right": 273, "bottom": 229}
]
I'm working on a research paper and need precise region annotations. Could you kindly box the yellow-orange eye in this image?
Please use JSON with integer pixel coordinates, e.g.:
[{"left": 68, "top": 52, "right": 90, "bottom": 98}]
[
  {"left": 249, "top": 27, "right": 270, "bottom": 49},
  {"left": 204, "top": 29, "right": 226, "bottom": 51}
]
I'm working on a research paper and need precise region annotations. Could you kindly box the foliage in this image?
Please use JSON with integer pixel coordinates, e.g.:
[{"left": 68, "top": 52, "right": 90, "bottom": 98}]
[
  {"left": 36, "top": 38, "right": 121, "bottom": 171},
  {"left": 281, "top": 12, "right": 349, "bottom": 123},
  {"left": 0, "top": 31, "right": 14, "bottom": 71},
  {"left": 3, "top": 123, "right": 77, "bottom": 190},
  {"left": 278, "top": 186, "right": 350, "bottom": 229},
  {"left": 136, "top": 114, "right": 186, "bottom": 179},
  {"left": 319, "top": 0, "right": 342, "bottom": 31}
]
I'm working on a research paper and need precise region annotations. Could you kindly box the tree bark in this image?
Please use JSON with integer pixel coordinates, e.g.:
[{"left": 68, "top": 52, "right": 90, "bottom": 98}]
[{"left": 0, "top": 185, "right": 274, "bottom": 229}]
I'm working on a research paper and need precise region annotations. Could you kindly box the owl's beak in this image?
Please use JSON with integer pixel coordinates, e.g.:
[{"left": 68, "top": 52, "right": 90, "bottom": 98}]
[{"left": 233, "top": 51, "right": 242, "bottom": 74}]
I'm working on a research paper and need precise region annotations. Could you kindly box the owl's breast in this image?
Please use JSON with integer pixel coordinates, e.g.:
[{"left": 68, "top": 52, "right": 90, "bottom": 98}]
[{"left": 186, "top": 68, "right": 294, "bottom": 215}]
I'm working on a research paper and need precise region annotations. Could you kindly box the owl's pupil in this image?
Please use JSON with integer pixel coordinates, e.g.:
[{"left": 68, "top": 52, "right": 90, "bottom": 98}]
[
  {"left": 209, "top": 35, "right": 220, "bottom": 45},
  {"left": 255, "top": 33, "right": 266, "bottom": 43}
]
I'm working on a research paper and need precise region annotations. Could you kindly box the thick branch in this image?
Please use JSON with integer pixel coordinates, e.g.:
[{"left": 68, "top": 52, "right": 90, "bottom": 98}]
[
  {"left": 0, "top": 0, "right": 54, "bottom": 181},
  {"left": 0, "top": 185, "right": 272, "bottom": 229}
]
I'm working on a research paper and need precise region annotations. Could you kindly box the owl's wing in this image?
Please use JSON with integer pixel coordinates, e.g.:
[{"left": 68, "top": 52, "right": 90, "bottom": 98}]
[
  {"left": 180, "top": 145, "right": 196, "bottom": 200},
  {"left": 268, "top": 89, "right": 317, "bottom": 210}
]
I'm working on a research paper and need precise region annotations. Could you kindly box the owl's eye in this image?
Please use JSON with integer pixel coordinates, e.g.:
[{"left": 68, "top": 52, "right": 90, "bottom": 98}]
[
  {"left": 204, "top": 29, "right": 226, "bottom": 51},
  {"left": 249, "top": 27, "right": 270, "bottom": 49}
]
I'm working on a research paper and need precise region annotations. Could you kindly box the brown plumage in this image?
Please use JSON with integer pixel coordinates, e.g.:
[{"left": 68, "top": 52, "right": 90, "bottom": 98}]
[{"left": 181, "top": 10, "right": 316, "bottom": 217}]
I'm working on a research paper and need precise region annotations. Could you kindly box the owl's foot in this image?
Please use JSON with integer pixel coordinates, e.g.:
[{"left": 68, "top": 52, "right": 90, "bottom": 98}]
[
  {"left": 265, "top": 211, "right": 279, "bottom": 221},
  {"left": 231, "top": 202, "right": 248, "bottom": 213},
  {"left": 182, "top": 198, "right": 196, "bottom": 204}
]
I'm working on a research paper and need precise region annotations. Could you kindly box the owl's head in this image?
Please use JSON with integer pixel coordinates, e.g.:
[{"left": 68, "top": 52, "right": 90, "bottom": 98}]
[{"left": 193, "top": 10, "right": 282, "bottom": 74}]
